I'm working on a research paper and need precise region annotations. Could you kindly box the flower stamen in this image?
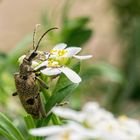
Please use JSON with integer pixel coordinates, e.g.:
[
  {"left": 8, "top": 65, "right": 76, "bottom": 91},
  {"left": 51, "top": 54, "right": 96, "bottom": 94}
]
[
  {"left": 48, "top": 60, "right": 60, "bottom": 67},
  {"left": 58, "top": 50, "right": 68, "bottom": 56}
]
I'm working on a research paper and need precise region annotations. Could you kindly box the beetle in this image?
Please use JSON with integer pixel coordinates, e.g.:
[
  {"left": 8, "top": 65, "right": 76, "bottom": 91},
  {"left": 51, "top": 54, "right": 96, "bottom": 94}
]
[{"left": 13, "top": 26, "right": 58, "bottom": 119}]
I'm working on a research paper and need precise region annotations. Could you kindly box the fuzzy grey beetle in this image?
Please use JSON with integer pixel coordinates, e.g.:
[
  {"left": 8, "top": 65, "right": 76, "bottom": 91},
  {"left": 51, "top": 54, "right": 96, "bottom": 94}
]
[{"left": 13, "top": 26, "right": 58, "bottom": 119}]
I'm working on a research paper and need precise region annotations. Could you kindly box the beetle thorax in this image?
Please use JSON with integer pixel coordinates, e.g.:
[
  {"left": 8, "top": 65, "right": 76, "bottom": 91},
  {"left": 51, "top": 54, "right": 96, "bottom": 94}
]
[{"left": 19, "top": 58, "right": 33, "bottom": 77}]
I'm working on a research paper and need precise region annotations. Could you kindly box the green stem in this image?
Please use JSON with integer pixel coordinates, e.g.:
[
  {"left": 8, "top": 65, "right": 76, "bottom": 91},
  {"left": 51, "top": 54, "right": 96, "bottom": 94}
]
[{"left": 51, "top": 113, "right": 62, "bottom": 125}]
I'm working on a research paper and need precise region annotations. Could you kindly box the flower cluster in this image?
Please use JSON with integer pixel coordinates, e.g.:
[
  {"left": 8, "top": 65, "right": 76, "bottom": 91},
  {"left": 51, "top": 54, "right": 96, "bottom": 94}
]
[
  {"left": 19, "top": 43, "right": 92, "bottom": 83},
  {"left": 30, "top": 102, "right": 140, "bottom": 140}
]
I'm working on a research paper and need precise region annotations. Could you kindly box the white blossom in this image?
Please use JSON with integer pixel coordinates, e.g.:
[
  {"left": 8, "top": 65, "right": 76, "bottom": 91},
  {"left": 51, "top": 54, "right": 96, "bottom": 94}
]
[
  {"left": 30, "top": 121, "right": 99, "bottom": 140},
  {"left": 51, "top": 102, "right": 140, "bottom": 140},
  {"left": 35, "top": 43, "right": 92, "bottom": 83},
  {"left": 49, "top": 43, "right": 92, "bottom": 59},
  {"left": 18, "top": 43, "right": 92, "bottom": 84},
  {"left": 29, "top": 102, "right": 140, "bottom": 140},
  {"left": 18, "top": 55, "right": 26, "bottom": 64}
]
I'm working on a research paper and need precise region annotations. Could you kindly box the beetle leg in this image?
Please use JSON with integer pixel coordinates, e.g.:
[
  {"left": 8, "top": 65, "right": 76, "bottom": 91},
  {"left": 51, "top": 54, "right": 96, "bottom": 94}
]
[
  {"left": 36, "top": 76, "right": 49, "bottom": 89},
  {"left": 33, "top": 66, "right": 47, "bottom": 72},
  {"left": 56, "top": 101, "right": 69, "bottom": 106},
  {"left": 39, "top": 100, "right": 46, "bottom": 118},
  {"left": 35, "top": 93, "right": 46, "bottom": 118},
  {"left": 12, "top": 92, "right": 18, "bottom": 96},
  {"left": 35, "top": 73, "right": 41, "bottom": 77}
]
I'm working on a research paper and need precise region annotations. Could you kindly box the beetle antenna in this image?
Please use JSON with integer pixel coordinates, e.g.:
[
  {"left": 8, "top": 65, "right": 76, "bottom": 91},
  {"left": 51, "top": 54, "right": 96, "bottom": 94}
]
[
  {"left": 27, "top": 27, "right": 58, "bottom": 61},
  {"left": 33, "top": 24, "right": 41, "bottom": 49},
  {"left": 34, "top": 27, "right": 58, "bottom": 52}
]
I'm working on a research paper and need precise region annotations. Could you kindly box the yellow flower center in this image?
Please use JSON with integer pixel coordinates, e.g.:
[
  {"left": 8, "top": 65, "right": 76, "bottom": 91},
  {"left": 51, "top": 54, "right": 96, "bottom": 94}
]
[
  {"left": 58, "top": 50, "right": 67, "bottom": 56},
  {"left": 50, "top": 49, "right": 68, "bottom": 57},
  {"left": 50, "top": 49, "right": 57, "bottom": 54},
  {"left": 61, "top": 131, "right": 70, "bottom": 140},
  {"left": 48, "top": 49, "right": 69, "bottom": 67},
  {"left": 48, "top": 59, "right": 60, "bottom": 67},
  {"left": 118, "top": 115, "right": 128, "bottom": 121},
  {"left": 107, "top": 124, "right": 113, "bottom": 132}
]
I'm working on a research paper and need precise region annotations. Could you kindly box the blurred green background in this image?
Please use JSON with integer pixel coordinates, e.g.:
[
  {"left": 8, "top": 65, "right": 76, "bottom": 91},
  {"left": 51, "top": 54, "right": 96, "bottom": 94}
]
[{"left": 0, "top": 0, "right": 140, "bottom": 139}]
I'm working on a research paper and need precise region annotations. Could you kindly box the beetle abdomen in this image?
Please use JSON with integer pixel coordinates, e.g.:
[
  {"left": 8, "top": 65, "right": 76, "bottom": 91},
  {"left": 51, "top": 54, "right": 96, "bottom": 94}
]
[{"left": 14, "top": 73, "right": 45, "bottom": 119}]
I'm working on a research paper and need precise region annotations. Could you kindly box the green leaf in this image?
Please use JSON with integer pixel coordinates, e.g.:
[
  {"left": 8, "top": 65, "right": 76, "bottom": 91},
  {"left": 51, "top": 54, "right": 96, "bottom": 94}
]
[
  {"left": 53, "top": 62, "right": 80, "bottom": 92},
  {"left": 45, "top": 83, "right": 78, "bottom": 114},
  {"left": 0, "top": 128, "right": 16, "bottom": 140},
  {"left": 35, "top": 113, "right": 52, "bottom": 128},
  {"left": 24, "top": 115, "right": 36, "bottom": 129},
  {"left": 0, "top": 52, "right": 7, "bottom": 58},
  {"left": 24, "top": 115, "right": 36, "bottom": 140},
  {"left": 60, "top": 16, "right": 93, "bottom": 46},
  {"left": 51, "top": 113, "right": 62, "bottom": 125},
  {"left": 64, "top": 17, "right": 90, "bottom": 29},
  {"left": 61, "top": 27, "right": 92, "bottom": 46},
  {"left": 45, "top": 62, "right": 80, "bottom": 113},
  {"left": 0, "top": 52, "right": 8, "bottom": 71},
  {"left": 0, "top": 112, "right": 24, "bottom": 140}
]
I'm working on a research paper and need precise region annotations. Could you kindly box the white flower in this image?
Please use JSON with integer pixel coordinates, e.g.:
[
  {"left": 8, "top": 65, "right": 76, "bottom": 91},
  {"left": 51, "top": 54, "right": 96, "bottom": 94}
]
[
  {"left": 52, "top": 102, "right": 140, "bottom": 140},
  {"left": 18, "top": 55, "right": 39, "bottom": 69},
  {"left": 52, "top": 107, "right": 85, "bottom": 123},
  {"left": 18, "top": 55, "right": 26, "bottom": 64},
  {"left": 35, "top": 43, "right": 92, "bottom": 83},
  {"left": 49, "top": 43, "right": 92, "bottom": 59},
  {"left": 118, "top": 116, "right": 140, "bottom": 139},
  {"left": 29, "top": 121, "right": 99, "bottom": 140},
  {"left": 17, "top": 43, "right": 92, "bottom": 83},
  {"left": 29, "top": 101, "right": 140, "bottom": 140},
  {"left": 35, "top": 64, "right": 81, "bottom": 84},
  {"left": 82, "top": 102, "right": 115, "bottom": 128},
  {"left": 53, "top": 102, "right": 114, "bottom": 128}
]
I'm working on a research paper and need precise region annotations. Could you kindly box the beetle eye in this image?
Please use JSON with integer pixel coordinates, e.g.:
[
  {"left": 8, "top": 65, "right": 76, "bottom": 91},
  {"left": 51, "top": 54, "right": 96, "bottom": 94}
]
[{"left": 26, "top": 98, "right": 34, "bottom": 105}]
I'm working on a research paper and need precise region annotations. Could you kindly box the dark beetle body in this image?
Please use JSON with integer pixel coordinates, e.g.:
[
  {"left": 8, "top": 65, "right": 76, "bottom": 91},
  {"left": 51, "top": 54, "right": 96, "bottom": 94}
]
[
  {"left": 13, "top": 27, "right": 57, "bottom": 119},
  {"left": 14, "top": 58, "right": 46, "bottom": 119}
]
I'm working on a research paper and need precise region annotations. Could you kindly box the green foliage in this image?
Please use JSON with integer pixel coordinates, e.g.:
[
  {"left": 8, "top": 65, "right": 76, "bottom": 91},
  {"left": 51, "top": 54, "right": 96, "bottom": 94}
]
[
  {"left": 41, "top": 0, "right": 93, "bottom": 47},
  {"left": 110, "top": 0, "right": 140, "bottom": 113},
  {"left": 0, "top": 61, "right": 80, "bottom": 139},
  {"left": 69, "top": 62, "right": 125, "bottom": 110},
  {"left": 51, "top": 113, "right": 62, "bottom": 125},
  {"left": 0, "top": 113, "right": 24, "bottom": 140},
  {"left": 24, "top": 115, "right": 36, "bottom": 140},
  {"left": 1, "top": 0, "right": 139, "bottom": 139},
  {"left": 45, "top": 62, "right": 80, "bottom": 113},
  {"left": 113, "top": 0, "right": 140, "bottom": 18},
  {"left": 8, "top": 34, "right": 32, "bottom": 66},
  {"left": 0, "top": 1, "right": 89, "bottom": 138},
  {"left": 59, "top": 17, "right": 92, "bottom": 46},
  {"left": 81, "top": 62, "right": 124, "bottom": 83},
  {"left": 0, "top": 52, "right": 7, "bottom": 69}
]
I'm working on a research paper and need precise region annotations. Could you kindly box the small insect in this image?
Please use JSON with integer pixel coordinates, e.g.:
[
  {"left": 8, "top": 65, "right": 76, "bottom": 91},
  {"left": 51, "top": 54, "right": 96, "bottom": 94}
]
[{"left": 13, "top": 25, "right": 58, "bottom": 119}]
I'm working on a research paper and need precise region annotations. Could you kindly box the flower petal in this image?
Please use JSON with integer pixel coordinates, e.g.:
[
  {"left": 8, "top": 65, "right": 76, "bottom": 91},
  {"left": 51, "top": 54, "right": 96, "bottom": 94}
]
[
  {"left": 34, "top": 61, "right": 48, "bottom": 70},
  {"left": 53, "top": 43, "right": 67, "bottom": 50},
  {"left": 65, "top": 47, "right": 81, "bottom": 57},
  {"left": 29, "top": 126, "right": 64, "bottom": 136},
  {"left": 41, "top": 68, "right": 61, "bottom": 75},
  {"left": 32, "top": 61, "right": 39, "bottom": 68},
  {"left": 74, "top": 55, "right": 92, "bottom": 60},
  {"left": 53, "top": 107, "right": 85, "bottom": 122},
  {"left": 18, "top": 55, "right": 26, "bottom": 64},
  {"left": 59, "top": 67, "right": 81, "bottom": 83}
]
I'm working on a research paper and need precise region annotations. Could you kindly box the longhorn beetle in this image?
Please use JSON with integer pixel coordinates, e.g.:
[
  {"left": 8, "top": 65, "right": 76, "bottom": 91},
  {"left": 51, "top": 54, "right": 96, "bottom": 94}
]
[{"left": 13, "top": 25, "right": 58, "bottom": 119}]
